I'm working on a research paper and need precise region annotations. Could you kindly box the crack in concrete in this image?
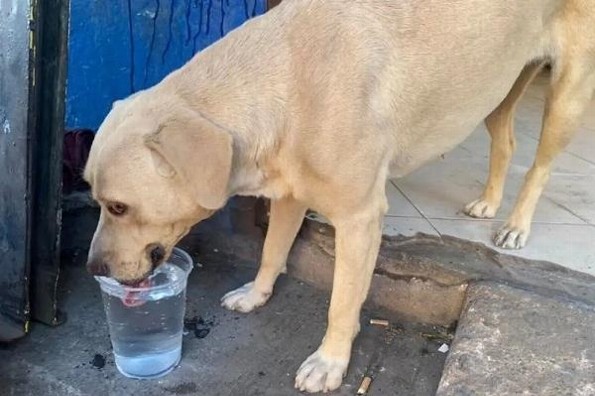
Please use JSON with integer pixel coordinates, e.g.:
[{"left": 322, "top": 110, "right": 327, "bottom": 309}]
[{"left": 374, "top": 266, "right": 468, "bottom": 289}]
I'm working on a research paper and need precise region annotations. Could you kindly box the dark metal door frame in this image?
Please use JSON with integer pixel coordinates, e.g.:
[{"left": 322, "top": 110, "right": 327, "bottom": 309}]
[{"left": 30, "top": 0, "right": 69, "bottom": 327}]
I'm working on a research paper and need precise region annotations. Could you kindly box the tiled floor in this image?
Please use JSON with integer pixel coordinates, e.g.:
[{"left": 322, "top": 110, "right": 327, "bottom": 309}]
[{"left": 387, "top": 73, "right": 595, "bottom": 276}]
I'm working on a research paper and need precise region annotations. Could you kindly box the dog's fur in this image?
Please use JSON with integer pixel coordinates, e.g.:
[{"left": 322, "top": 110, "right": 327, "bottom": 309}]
[{"left": 85, "top": 0, "right": 595, "bottom": 392}]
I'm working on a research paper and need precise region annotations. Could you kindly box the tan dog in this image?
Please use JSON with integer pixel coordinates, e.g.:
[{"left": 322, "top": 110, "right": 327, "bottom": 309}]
[{"left": 85, "top": 0, "right": 595, "bottom": 392}]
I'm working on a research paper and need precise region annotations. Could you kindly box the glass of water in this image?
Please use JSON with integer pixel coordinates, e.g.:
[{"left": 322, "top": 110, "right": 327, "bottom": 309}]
[{"left": 95, "top": 247, "right": 193, "bottom": 379}]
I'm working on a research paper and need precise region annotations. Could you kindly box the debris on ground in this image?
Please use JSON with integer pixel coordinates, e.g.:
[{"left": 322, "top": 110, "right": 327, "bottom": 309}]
[
  {"left": 438, "top": 343, "right": 450, "bottom": 353},
  {"left": 357, "top": 376, "right": 373, "bottom": 395},
  {"left": 420, "top": 326, "right": 454, "bottom": 343},
  {"left": 163, "top": 382, "right": 198, "bottom": 394},
  {"left": 369, "top": 319, "right": 389, "bottom": 327},
  {"left": 384, "top": 326, "right": 403, "bottom": 344},
  {"left": 184, "top": 316, "right": 214, "bottom": 339},
  {"left": 195, "top": 328, "right": 210, "bottom": 339},
  {"left": 90, "top": 353, "right": 106, "bottom": 369},
  {"left": 358, "top": 318, "right": 400, "bottom": 395}
]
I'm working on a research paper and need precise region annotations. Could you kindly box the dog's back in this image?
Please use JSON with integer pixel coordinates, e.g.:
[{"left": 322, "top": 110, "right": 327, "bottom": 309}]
[{"left": 271, "top": 0, "right": 579, "bottom": 176}]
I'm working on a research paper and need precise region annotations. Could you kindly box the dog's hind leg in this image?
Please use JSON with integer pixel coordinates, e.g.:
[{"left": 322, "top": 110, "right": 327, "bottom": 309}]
[
  {"left": 221, "top": 196, "right": 307, "bottom": 312},
  {"left": 465, "top": 61, "right": 546, "bottom": 219},
  {"left": 495, "top": 59, "right": 595, "bottom": 249}
]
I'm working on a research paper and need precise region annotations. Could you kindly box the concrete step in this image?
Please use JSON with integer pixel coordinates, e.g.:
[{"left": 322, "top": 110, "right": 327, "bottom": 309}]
[{"left": 437, "top": 282, "right": 595, "bottom": 396}]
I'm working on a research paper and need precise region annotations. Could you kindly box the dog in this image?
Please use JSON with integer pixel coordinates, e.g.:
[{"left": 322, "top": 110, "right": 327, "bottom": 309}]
[{"left": 84, "top": 0, "right": 595, "bottom": 392}]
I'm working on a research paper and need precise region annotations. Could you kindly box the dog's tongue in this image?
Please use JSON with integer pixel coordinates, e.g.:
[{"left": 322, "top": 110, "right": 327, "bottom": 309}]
[
  {"left": 129, "top": 279, "right": 152, "bottom": 288},
  {"left": 122, "top": 279, "right": 152, "bottom": 307}
]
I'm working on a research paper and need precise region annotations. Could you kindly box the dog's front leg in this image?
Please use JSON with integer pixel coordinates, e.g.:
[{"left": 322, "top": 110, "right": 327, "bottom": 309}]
[
  {"left": 221, "top": 196, "right": 307, "bottom": 312},
  {"left": 295, "top": 208, "right": 383, "bottom": 393}
]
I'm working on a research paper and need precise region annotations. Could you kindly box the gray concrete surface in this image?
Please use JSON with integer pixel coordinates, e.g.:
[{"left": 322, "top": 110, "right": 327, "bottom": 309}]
[
  {"left": 0, "top": 251, "right": 448, "bottom": 396},
  {"left": 437, "top": 282, "right": 595, "bottom": 396}
]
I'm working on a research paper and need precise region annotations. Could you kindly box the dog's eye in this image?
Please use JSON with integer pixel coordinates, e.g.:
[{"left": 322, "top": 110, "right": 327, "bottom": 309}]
[{"left": 107, "top": 202, "right": 128, "bottom": 216}]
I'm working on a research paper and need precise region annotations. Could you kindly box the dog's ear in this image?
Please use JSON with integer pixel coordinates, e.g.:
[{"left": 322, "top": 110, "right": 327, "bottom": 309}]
[{"left": 144, "top": 113, "right": 233, "bottom": 210}]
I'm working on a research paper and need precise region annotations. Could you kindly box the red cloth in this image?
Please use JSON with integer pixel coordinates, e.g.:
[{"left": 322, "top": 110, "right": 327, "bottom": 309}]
[{"left": 63, "top": 129, "right": 95, "bottom": 194}]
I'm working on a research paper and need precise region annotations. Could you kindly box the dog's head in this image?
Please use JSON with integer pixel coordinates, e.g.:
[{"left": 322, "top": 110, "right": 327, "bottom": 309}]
[{"left": 84, "top": 94, "right": 233, "bottom": 284}]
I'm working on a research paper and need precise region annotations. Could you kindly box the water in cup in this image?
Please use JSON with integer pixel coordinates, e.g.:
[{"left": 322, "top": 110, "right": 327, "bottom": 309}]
[{"left": 96, "top": 248, "right": 193, "bottom": 379}]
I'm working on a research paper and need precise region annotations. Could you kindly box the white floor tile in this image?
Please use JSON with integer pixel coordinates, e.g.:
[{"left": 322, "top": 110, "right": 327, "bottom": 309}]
[
  {"left": 386, "top": 182, "right": 421, "bottom": 218},
  {"left": 429, "top": 219, "right": 595, "bottom": 276},
  {"left": 394, "top": 157, "right": 584, "bottom": 224}
]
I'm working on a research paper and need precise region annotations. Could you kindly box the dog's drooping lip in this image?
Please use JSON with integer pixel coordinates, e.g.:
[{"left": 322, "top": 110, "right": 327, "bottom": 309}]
[
  {"left": 117, "top": 271, "right": 155, "bottom": 287},
  {"left": 97, "top": 248, "right": 169, "bottom": 287},
  {"left": 148, "top": 243, "right": 166, "bottom": 269}
]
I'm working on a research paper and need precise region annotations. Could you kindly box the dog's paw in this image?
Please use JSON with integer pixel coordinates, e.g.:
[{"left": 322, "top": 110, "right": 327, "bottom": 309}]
[
  {"left": 494, "top": 223, "right": 529, "bottom": 249},
  {"left": 464, "top": 198, "right": 498, "bottom": 219},
  {"left": 220, "top": 282, "right": 271, "bottom": 313},
  {"left": 294, "top": 350, "right": 348, "bottom": 393}
]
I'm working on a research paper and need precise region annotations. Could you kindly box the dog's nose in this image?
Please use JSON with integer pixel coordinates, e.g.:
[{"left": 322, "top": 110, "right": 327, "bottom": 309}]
[
  {"left": 86, "top": 259, "right": 110, "bottom": 277},
  {"left": 147, "top": 243, "right": 166, "bottom": 269}
]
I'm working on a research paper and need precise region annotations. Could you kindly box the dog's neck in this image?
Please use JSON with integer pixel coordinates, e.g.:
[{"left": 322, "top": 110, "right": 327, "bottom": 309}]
[
  {"left": 225, "top": 126, "right": 291, "bottom": 200},
  {"left": 161, "top": 13, "right": 292, "bottom": 201}
]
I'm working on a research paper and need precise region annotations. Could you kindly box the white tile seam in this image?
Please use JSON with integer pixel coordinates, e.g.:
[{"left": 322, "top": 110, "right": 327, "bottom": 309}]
[
  {"left": 390, "top": 180, "right": 443, "bottom": 237},
  {"left": 383, "top": 215, "right": 594, "bottom": 226}
]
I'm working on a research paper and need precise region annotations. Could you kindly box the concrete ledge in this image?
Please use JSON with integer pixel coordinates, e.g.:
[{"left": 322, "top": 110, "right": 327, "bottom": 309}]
[
  {"left": 184, "top": 214, "right": 595, "bottom": 327},
  {"left": 284, "top": 222, "right": 468, "bottom": 326},
  {"left": 62, "top": 199, "right": 595, "bottom": 328},
  {"left": 437, "top": 282, "right": 595, "bottom": 396}
]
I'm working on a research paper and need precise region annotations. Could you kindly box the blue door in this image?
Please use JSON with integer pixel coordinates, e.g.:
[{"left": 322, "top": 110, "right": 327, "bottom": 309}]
[{"left": 66, "top": 0, "right": 267, "bottom": 131}]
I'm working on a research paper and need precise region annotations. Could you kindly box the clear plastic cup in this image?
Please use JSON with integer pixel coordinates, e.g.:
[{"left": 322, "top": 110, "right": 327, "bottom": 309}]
[{"left": 95, "top": 247, "right": 193, "bottom": 379}]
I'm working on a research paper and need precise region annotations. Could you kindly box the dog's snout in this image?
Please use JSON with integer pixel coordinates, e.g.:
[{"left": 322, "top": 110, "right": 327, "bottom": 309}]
[
  {"left": 86, "top": 259, "right": 110, "bottom": 277},
  {"left": 147, "top": 243, "right": 166, "bottom": 268}
]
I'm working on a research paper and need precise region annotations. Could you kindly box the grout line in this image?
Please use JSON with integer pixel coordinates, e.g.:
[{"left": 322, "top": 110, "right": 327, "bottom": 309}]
[
  {"left": 390, "top": 180, "right": 443, "bottom": 237},
  {"left": 385, "top": 215, "right": 594, "bottom": 227},
  {"left": 542, "top": 196, "right": 593, "bottom": 226}
]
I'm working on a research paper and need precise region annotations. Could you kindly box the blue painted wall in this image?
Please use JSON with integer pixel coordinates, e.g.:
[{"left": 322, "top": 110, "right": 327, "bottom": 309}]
[{"left": 66, "top": 0, "right": 266, "bottom": 130}]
